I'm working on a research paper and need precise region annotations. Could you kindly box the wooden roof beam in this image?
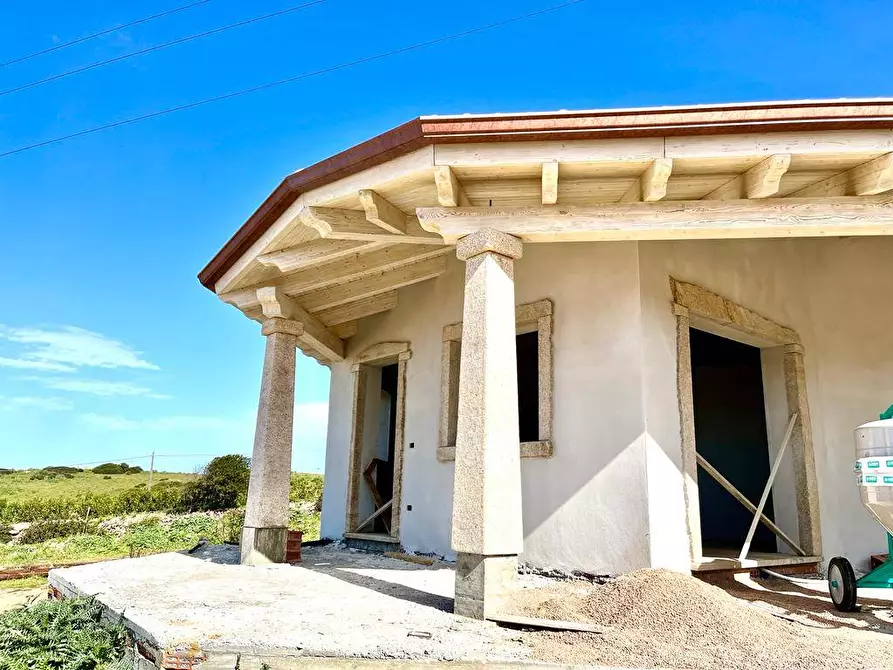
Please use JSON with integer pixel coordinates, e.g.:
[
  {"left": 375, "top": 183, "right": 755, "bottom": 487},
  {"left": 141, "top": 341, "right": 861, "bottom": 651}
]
[
  {"left": 434, "top": 165, "right": 470, "bottom": 207},
  {"left": 221, "top": 245, "right": 452, "bottom": 309},
  {"left": 256, "top": 286, "right": 344, "bottom": 362},
  {"left": 792, "top": 152, "right": 893, "bottom": 197},
  {"left": 619, "top": 158, "right": 674, "bottom": 203},
  {"left": 299, "top": 206, "right": 443, "bottom": 244},
  {"left": 257, "top": 240, "right": 385, "bottom": 273},
  {"left": 358, "top": 189, "right": 408, "bottom": 234},
  {"left": 317, "top": 291, "right": 399, "bottom": 327},
  {"left": 541, "top": 160, "right": 559, "bottom": 205},
  {"left": 301, "top": 256, "right": 447, "bottom": 312},
  {"left": 416, "top": 194, "right": 893, "bottom": 243},
  {"left": 703, "top": 154, "right": 791, "bottom": 200}
]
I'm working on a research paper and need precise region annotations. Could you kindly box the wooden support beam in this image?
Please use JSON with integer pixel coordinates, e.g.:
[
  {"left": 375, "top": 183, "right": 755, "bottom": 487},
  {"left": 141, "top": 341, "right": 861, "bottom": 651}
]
[
  {"left": 358, "top": 189, "right": 408, "bottom": 234},
  {"left": 257, "top": 240, "right": 384, "bottom": 274},
  {"left": 434, "top": 165, "right": 470, "bottom": 207},
  {"left": 356, "top": 499, "right": 393, "bottom": 533},
  {"left": 792, "top": 152, "right": 893, "bottom": 197},
  {"left": 299, "top": 207, "right": 443, "bottom": 244},
  {"left": 619, "top": 158, "right": 673, "bottom": 203},
  {"left": 316, "top": 291, "right": 399, "bottom": 327},
  {"left": 223, "top": 246, "right": 452, "bottom": 310},
  {"left": 331, "top": 321, "right": 357, "bottom": 338},
  {"left": 697, "top": 452, "right": 806, "bottom": 557},
  {"left": 301, "top": 256, "right": 447, "bottom": 313},
  {"left": 703, "top": 154, "right": 791, "bottom": 200},
  {"left": 416, "top": 194, "right": 893, "bottom": 244},
  {"left": 256, "top": 286, "right": 345, "bottom": 362},
  {"left": 541, "top": 160, "right": 559, "bottom": 205}
]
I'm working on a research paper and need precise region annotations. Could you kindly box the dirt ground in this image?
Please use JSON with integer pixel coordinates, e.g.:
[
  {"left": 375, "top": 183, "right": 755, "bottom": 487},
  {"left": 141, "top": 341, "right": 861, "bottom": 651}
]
[
  {"left": 0, "top": 581, "right": 45, "bottom": 613},
  {"left": 509, "top": 568, "right": 893, "bottom": 669}
]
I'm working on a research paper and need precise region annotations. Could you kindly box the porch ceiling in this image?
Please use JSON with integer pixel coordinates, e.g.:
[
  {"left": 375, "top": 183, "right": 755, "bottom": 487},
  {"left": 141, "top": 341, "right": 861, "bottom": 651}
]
[{"left": 202, "top": 100, "right": 893, "bottom": 363}]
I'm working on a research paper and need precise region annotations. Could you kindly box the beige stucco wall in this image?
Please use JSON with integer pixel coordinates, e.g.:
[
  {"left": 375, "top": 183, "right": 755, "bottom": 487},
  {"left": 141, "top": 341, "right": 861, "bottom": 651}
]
[
  {"left": 321, "top": 236, "right": 893, "bottom": 573},
  {"left": 638, "top": 236, "right": 893, "bottom": 570}
]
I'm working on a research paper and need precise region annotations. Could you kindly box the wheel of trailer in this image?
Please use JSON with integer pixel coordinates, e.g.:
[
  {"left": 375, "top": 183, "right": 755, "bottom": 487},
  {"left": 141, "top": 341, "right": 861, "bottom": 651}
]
[{"left": 828, "top": 556, "right": 858, "bottom": 612}]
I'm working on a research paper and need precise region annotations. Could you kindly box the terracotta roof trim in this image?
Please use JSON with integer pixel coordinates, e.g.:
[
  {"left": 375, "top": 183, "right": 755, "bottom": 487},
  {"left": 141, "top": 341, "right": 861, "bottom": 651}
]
[{"left": 198, "top": 99, "right": 893, "bottom": 291}]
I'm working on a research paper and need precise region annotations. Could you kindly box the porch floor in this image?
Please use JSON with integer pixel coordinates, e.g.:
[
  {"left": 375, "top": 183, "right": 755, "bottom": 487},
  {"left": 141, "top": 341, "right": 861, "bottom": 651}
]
[
  {"left": 693, "top": 547, "right": 821, "bottom": 572},
  {"left": 48, "top": 544, "right": 533, "bottom": 665}
]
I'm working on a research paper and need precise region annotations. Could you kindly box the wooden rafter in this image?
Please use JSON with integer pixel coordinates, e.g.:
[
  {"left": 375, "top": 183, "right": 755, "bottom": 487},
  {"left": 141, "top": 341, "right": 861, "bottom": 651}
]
[
  {"left": 359, "top": 189, "right": 408, "bottom": 234},
  {"left": 257, "top": 240, "right": 385, "bottom": 274},
  {"left": 619, "top": 158, "right": 673, "bottom": 203},
  {"left": 791, "top": 152, "right": 893, "bottom": 197},
  {"left": 703, "top": 154, "right": 791, "bottom": 200},
  {"left": 301, "top": 256, "right": 447, "bottom": 313},
  {"left": 256, "top": 286, "right": 345, "bottom": 362},
  {"left": 299, "top": 207, "right": 442, "bottom": 244},
  {"left": 317, "top": 291, "right": 399, "bottom": 327},
  {"left": 416, "top": 194, "right": 893, "bottom": 243},
  {"left": 434, "top": 165, "right": 469, "bottom": 206},
  {"left": 222, "top": 246, "right": 451, "bottom": 310},
  {"left": 541, "top": 160, "right": 559, "bottom": 205}
]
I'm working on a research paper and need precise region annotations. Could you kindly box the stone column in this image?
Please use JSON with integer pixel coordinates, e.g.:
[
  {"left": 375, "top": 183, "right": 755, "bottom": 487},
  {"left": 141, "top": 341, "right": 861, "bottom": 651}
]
[
  {"left": 451, "top": 228, "right": 523, "bottom": 619},
  {"left": 784, "top": 343, "right": 822, "bottom": 556},
  {"left": 241, "top": 317, "right": 300, "bottom": 566}
]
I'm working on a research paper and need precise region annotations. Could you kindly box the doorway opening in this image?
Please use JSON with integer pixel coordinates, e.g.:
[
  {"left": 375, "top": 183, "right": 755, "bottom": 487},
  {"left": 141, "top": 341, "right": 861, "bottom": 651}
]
[
  {"left": 690, "top": 328, "right": 776, "bottom": 555},
  {"left": 345, "top": 343, "right": 409, "bottom": 547}
]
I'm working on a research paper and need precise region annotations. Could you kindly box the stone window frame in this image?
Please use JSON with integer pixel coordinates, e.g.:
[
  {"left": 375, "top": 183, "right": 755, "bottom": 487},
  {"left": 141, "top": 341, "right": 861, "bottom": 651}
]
[
  {"left": 671, "top": 278, "right": 822, "bottom": 563},
  {"left": 344, "top": 341, "right": 410, "bottom": 541},
  {"left": 437, "top": 298, "right": 554, "bottom": 462}
]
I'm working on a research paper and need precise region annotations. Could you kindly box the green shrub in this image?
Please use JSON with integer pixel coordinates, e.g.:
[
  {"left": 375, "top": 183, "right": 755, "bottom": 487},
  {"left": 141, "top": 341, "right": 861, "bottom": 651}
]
[
  {"left": 18, "top": 519, "right": 100, "bottom": 544},
  {"left": 220, "top": 509, "right": 244, "bottom": 544},
  {"left": 42, "top": 466, "right": 82, "bottom": 475},
  {"left": 0, "top": 598, "right": 126, "bottom": 668},
  {"left": 91, "top": 462, "right": 143, "bottom": 475},
  {"left": 290, "top": 473, "right": 323, "bottom": 507},
  {"left": 181, "top": 455, "right": 250, "bottom": 512}
]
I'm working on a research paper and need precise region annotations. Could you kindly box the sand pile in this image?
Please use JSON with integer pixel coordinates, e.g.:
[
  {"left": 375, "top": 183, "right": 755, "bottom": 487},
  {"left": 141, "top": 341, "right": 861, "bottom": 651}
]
[{"left": 510, "top": 569, "right": 893, "bottom": 669}]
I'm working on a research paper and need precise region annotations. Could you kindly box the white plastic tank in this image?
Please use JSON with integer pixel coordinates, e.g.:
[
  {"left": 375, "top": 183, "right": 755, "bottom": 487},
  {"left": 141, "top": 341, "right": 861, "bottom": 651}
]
[{"left": 854, "top": 418, "right": 893, "bottom": 535}]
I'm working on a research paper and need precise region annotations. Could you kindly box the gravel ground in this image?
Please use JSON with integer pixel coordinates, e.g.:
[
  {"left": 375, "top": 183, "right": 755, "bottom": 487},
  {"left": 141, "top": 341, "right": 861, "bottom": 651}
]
[{"left": 509, "top": 568, "right": 893, "bottom": 669}]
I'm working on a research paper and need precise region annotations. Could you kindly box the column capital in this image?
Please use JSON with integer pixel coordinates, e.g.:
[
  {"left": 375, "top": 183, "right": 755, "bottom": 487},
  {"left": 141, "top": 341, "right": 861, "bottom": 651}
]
[
  {"left": 784, "top": 343, "right": 806, "bottom": 356},
  {"left": 261, "top": 318, "right": 303, "bottom": 338},
  {"left": 456, "top": 229, "right": 523, "bottom": 262}
]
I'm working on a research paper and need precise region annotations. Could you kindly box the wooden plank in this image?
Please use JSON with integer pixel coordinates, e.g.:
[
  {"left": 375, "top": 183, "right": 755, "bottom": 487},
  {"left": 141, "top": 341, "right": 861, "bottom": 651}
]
[
  {"left": 703, "top": 154, "right": 791, "bottom": 200},
  {"left": 300, "top": 207, "right": 443, "bottom": 244},
  {"left": 791, "top": 152, "right": 893, "bottom": 197},
  {"left": 487, "top": 614, "right": 604, "bottom": 634},
  {"left": 619, "top": 158, "right": 673, "bottom": 202},
  {"left": 256, "top": 240, "right": 384, "bottom": 273},
  {"left": 316, "top": 292, "right": 398, "bottom": 327},
  {"left": 696, "top": 452, "right": 806, "bottom": 556},
  {"left": 301, "top": 256, "right": 447, "bottom": 313},
  {"left": 359, "top": 189, "right": 408, "bottom": 234},
  {"left": 434, "top": 137, "right": 664, "bottom": 166},
  {"left": 356, "top": 499, "right": 392, "bottom": 533},
  {"left": 434, "top": 165, "right": 470, "bottom": 207},
  {"left": 541, "top": 160, "right": 559, "bottom": 205},
  {"left": 666, "top": 129, "right": 893, "bottom": 159},
  {"left": 415, "top": 194, "right": 893, "bottom": 244},
  {"left": 256, "top": 286, "right": 345, "bottom": 362},
  {"left": 739, "top": 413, "right": 797, "bottom": 562}
]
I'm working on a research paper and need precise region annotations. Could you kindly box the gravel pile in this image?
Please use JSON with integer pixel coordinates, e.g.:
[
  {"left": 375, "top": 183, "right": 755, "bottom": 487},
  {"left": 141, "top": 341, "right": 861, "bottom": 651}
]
[{"left": 510, "top": 568, "right": 893, "bottom": 669}]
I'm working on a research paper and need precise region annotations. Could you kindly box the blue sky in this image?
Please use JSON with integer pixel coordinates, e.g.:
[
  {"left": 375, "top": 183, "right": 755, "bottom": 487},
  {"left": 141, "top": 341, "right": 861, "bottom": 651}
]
[{"left": 0, "top": 0, "right": 890, "bottom": 474}]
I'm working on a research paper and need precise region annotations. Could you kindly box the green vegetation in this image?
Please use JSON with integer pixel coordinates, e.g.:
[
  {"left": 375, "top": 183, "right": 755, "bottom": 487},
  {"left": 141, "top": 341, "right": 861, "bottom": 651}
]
[
  {"left": 91, "top": 462, "right": 144, "bottom": 475},
  {"left": 0, "top": 576, "right": 45, "bottom": 591},
  {"left": 0, "top": 469, "right": 196, "bottom": 504},
  {"left": 0, "top": 598, "right": 126, "bottom": 668},
  {"left": 0, "top": 461, "right": 324, "bottom": 568}
]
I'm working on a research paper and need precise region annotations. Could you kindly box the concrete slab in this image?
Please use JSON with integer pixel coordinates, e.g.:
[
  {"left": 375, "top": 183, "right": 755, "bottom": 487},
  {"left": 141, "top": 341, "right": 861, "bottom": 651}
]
[{"left": 48, "top": 545, "right": 535, "bottom": 664}]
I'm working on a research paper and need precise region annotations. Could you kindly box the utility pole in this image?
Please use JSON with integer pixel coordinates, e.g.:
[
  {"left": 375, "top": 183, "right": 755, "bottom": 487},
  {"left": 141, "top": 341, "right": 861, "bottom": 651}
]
[{"left": 147, "top": 452, "right": 155, "bottom": 491}]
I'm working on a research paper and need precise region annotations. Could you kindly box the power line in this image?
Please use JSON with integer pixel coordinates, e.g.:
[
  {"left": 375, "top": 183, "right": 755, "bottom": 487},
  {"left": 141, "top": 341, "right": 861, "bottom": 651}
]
[
  {"left": 0, "top": 0, "right": 588, "bottom": 159},
  {"left": 0, "top": 0, "right": 214, "bottom": 69},
  {"left": 0, "top": 0, "right": 329, "bottom": 99}
]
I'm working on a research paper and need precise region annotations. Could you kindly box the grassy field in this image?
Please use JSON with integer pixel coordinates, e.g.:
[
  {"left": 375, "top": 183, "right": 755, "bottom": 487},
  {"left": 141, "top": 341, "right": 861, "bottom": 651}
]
[{"left": 0, "top": 470, "right": 198, "bottom": 502}]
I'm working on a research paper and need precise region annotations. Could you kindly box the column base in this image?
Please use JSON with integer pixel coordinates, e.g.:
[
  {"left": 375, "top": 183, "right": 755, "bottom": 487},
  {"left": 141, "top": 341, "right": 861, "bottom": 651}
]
[
  {"left": 453, "top": 553, "right": 518, "bottom": 619},
  {"left": 240, "top": 526, "right": 287, "bottom": 566}
]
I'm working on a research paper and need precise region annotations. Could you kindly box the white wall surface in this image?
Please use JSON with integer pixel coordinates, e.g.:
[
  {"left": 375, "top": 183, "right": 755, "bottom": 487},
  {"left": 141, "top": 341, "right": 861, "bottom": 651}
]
[{"left": 320, "top": 236, "right": 893, "bottom": 573}]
